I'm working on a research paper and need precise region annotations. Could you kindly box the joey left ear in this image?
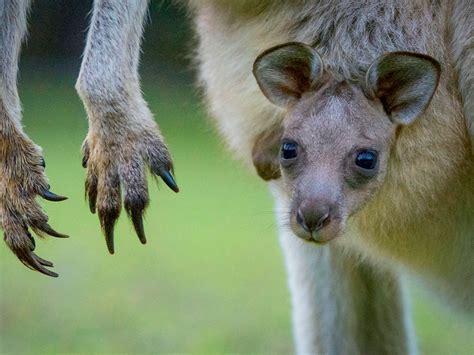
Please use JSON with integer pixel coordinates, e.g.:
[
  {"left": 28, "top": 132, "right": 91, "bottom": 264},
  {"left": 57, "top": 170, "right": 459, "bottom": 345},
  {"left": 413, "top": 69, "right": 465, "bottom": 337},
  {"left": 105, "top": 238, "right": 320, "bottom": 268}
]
[
  {"left": 253, "top": 42, "right": 324, "bottom": 107},
  {"left": 366, "top": 52, "right": 441, "bottom": 125},
  {"left": 252, "top": 126, "right": 284, "bottom": 181}
]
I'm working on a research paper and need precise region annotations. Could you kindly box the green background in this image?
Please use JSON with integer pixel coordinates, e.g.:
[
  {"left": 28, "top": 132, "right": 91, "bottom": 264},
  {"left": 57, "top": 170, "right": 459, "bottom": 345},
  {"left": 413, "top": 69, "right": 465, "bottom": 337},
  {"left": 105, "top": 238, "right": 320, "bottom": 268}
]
[
  {"left": 1, "top": 1, "right": 473, "bottom": 354},
  {"left": 0, "top": 74, "right": 473, "bottom": 354}
]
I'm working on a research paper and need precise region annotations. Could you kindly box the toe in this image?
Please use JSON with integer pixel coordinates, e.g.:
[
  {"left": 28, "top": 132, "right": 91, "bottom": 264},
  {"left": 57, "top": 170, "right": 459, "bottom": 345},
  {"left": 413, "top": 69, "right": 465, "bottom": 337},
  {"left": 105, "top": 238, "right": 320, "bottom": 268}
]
[
  {"left": 81, "top": 140, "right": 90, "bottom": 168},
  {"left": 146, "top": 139, "right": 179, "bottom": 193},
  {"left": 4, "top": 229, "right": 58, "bottom": 277},
  {"left": 97, "top": 169, "right": 122, "bottom": 254},
  {"left": 85, "top": 167, "right": 98, "bottom": 214},
  {"left": 121, "top": 158, "right": 149, "bottom": 244}
]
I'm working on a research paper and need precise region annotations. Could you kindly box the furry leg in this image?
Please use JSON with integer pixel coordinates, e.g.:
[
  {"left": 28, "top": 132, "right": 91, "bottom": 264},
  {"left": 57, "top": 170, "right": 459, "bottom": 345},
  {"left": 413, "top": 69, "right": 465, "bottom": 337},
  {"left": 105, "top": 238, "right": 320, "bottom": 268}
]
[
  {"left": 76, "top": 0, "right": 177, "bottom": 253},
  {"left": 0, "top": 0, "right": 67, "bottom": 277}
]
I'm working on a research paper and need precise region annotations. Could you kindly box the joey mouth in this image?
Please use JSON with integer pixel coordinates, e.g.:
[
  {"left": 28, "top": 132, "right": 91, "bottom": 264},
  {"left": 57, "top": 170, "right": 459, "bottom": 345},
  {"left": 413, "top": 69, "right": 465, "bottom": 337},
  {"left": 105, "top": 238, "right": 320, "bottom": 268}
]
[
  {"left": 289, "top": 201, "right": 345, "bottom": 243},
  {"left": 290, "top": 221, "right": 342, "bottom": 244}
]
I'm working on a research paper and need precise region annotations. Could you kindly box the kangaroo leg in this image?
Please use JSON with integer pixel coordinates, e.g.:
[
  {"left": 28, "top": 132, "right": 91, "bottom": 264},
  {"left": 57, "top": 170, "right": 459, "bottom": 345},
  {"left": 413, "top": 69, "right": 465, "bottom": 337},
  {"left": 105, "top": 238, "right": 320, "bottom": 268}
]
[
  {"left": 271, "top": 183, "right": 416, "bottom": 355},
  {"left": 76, "top": 0, "right": 178, "bottom": 254},
  {"left": 0, "top": 0, "right": 68, "bottom": 277}
]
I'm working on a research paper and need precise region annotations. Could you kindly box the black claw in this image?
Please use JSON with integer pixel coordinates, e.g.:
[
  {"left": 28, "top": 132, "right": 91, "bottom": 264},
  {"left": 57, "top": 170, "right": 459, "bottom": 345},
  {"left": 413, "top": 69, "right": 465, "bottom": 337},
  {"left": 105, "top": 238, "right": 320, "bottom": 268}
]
[
  {"left": 26, "top": 230, "right": 36, "bottom": 251},
  {"left": 85, "top": 178, "right": 98, "bottom": 214},
  {"left": 38, "top": 223, "right": 69, "bottom": 238},
  {"left": 17, "top": 249, "right": 58, "bottom": 277},
  {"left": 82, "top": 155, "right": 88, "bottom": 168},
  {"left": 88, "top": 193, "right": 97, "bottom": 214},
  {"left": 39, "top": 157, "right": 46, "bottom": 168},
  {"left": 40, "top": 190, "right": 68, "bottom": 202},
  {"left": 99, "top": 209, "right": 120, "bottom": 255},
  {"left": 6, "top": 226, "right": 59, "bottom": 277},
  {"left": 130, "top": 209, "right": 147, "bottom": 244},
  {"left": 34, "top": 262, "right": 58, "bottom": 277},
  {"left": 160, "top": 170, "right": 179, "bottom": 193},
  {"left": 104, "top": 225, "right": 115, "bottom": 254},
  {"left": 32, "top": 252, "right": 54, "bottom": 267}
]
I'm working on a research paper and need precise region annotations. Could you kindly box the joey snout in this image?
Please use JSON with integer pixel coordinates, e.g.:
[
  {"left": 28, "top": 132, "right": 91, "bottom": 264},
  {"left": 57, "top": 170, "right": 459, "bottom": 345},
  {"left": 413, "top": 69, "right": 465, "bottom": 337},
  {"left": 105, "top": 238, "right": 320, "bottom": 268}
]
[{"left": 290, "top": 184, "right": 345, "bottom": 243}]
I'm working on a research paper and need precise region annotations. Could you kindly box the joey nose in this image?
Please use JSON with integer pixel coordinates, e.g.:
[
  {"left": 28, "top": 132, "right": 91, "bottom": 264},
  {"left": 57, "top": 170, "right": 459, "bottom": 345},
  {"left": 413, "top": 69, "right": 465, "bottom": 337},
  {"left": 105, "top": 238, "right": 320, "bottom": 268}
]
[{"left": 297, "top": 201, "right": 331, "bottom": 233}]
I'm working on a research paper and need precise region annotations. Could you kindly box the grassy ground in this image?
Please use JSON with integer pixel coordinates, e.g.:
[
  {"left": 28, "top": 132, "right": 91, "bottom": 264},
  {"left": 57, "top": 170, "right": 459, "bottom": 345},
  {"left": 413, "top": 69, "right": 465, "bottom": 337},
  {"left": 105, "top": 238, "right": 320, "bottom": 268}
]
[{"left": 0, "top": 75, "right": 473, "bottom": 354}]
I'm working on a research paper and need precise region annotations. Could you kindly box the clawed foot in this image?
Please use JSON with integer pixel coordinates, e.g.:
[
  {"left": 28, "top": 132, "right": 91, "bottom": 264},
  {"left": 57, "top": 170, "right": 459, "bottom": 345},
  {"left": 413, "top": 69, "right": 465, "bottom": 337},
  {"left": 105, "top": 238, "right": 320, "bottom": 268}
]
[
  {"left": 82, "top": 121, "right": 178, "bottom": 254},
  {"left": 0, "top": 134, "right": 68, "bottom": 277}
]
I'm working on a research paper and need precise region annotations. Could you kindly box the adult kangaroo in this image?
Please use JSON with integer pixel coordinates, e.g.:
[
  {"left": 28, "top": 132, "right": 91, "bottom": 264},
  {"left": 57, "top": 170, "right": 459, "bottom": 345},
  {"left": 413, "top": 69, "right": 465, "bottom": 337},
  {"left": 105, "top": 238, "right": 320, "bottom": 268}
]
[{"left": 1, "top": 1, "right": 472, "bottom": 353}]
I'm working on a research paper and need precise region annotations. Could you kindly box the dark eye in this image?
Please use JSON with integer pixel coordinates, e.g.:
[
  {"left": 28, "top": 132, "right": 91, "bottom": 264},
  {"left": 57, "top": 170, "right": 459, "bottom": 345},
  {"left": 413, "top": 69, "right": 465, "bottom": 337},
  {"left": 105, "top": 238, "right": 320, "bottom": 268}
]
[
  {"left": 355, "top": 150, "right": 378, "bottom": 170},
  {"left": 281, "top": 141, "right": 298, "bottom": 160}
]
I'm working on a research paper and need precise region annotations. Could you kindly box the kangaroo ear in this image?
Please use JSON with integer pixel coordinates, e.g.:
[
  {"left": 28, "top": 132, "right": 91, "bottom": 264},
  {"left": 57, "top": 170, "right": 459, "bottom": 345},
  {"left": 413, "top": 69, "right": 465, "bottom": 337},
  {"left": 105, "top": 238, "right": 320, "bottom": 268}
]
[
  {"left": 252, "top": 126, "right": 284, "bottom": 181},
  {"left": 366, "top": 52, "right": 441, "bottom": 125},
  {"left": 253, "top": 42, "right": 324, "bottom": 107}
]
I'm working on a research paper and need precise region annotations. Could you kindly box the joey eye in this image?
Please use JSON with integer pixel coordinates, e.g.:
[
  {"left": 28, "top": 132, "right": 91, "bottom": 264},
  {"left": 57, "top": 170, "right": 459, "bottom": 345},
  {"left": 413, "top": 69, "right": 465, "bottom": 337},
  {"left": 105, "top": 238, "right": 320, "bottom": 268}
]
[
  {"left": 355, "top": 150, "right": 378, "bottom": 170},
  {"left": 281, "top": 141, "right": 298, "bottom": 160}
]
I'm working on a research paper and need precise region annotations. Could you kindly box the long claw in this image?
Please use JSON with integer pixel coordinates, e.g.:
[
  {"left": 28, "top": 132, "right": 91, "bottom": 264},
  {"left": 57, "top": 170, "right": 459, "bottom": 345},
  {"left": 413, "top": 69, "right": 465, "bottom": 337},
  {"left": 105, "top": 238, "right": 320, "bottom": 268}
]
[
  {"left": 26, "top": 230, "right": 36, "bottom": 250},
  {"left": 82, "top": 155, "right": 88, "bottom": 168},
  {"left": 40, "top": 190, "right": 68, "bottom": 202},
  {"left": 37, "top": 223, "right": 69, "bottom": 238},
  {"left": 32, "top": 252, "right": 54, "bottom": 267},
  {"left": 85, "top": 176, "right": 98, "bottom": 214},
  {"left": 39, "top": 157, "right": 46, "bottom": 168},
  {"left": 130, "top": 209, "right": 147, "bottom": 244},
  {"left": 99, "top": 209, "right": 119, "bottom": 255},
  {"left": 159, "top": 170, "right": 179, "bottom": 193},
  {"left": 104, "top": 224, "right": 115, "bottom": 254},
  {"left": 17, "top": 248, "right": 58, "bottom": 277},
  {"left": 88, "top": 192, "right": 97, "bottom": 214}
]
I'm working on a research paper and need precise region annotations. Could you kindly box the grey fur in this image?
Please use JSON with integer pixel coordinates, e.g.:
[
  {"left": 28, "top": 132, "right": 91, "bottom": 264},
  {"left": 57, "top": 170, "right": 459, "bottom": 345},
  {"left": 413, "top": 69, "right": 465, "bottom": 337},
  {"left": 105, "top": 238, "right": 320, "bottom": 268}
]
[{"left": 0, "top": 1, "right": 472, "bottom": 353}]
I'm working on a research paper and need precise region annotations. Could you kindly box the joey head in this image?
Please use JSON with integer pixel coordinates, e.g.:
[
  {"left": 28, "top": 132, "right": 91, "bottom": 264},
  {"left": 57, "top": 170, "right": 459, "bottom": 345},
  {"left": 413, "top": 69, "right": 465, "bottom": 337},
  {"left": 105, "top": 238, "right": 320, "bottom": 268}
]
[{"left": 252, "top": 43, "right": 440, "bottom": 243}]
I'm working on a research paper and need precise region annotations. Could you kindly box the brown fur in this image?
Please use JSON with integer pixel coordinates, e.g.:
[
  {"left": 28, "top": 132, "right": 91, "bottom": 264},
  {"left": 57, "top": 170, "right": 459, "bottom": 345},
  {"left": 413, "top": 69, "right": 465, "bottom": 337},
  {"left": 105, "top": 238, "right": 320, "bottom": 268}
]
[{"left": 252, "top": 127, "right": 283, "bottom": 181}]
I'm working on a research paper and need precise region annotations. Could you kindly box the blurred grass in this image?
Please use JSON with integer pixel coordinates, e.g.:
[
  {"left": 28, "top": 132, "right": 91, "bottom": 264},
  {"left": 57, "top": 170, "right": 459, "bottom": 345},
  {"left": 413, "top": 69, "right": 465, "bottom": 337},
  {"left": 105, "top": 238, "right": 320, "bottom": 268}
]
[{"left": 0, "top": 74, "right": 473, "bottom": 354}]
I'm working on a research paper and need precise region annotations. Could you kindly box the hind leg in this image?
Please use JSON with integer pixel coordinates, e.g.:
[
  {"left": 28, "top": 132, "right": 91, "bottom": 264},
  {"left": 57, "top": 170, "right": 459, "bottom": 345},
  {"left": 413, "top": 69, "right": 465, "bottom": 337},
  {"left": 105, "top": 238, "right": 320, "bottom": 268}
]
[{"left": 0, "top": 0, "right": 68, "bottom": 277}]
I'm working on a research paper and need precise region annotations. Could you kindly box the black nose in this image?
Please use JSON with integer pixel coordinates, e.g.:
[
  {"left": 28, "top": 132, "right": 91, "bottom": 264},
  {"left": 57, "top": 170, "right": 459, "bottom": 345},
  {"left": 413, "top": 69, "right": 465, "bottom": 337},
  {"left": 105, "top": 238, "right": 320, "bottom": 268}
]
[{"left": 296, "top": 202, "right": 331, "bottom": 233}]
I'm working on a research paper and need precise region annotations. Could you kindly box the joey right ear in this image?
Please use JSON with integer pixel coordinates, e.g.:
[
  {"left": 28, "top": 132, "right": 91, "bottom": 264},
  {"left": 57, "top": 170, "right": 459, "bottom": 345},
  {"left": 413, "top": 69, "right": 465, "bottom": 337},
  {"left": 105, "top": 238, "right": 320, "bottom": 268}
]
[
  {"left": 253, "top": 42, "right": 324, "bottom": 107},
  {"left": 252, "top": 126, "right": 284, "bottom": 181},
  {"left": 366, "top": 52, "right": 441, "bottom": 125}
]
